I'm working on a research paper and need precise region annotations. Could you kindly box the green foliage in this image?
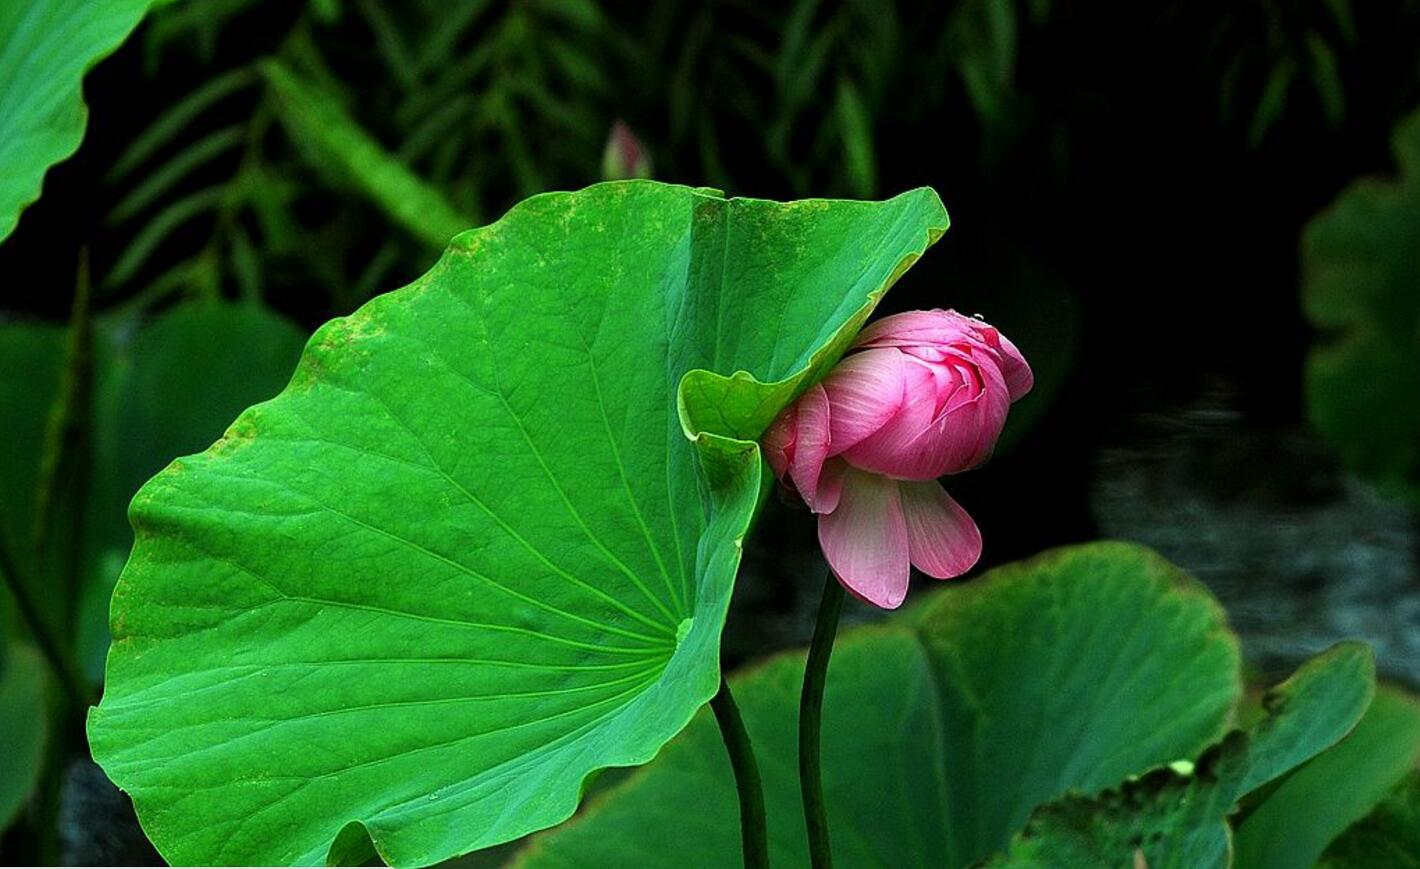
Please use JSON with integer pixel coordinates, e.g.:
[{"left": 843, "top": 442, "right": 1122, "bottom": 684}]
[
  {"left": 86, "top": 182, "right": 948, "bottom": 866},
  {"left": 78, "top": 302, "right": 308, "bottom": 678},
  {"left": 989, "top": 643, "right": 1375, "bottom": 868},
  {"left": 1234, "top": 685, "right": 1420, "bottom": 869},
  {"left": 909, "top": 542, "right": 1245, "bottom": 866},
  {"left": 0, "top": 0, "right": 152, "bottom": 241},
  {"left": 0, "top": 323, "right": 67, "bottom": 567},
  {"left": 261, "top": 59, "right": 470, "bottom": 249},
  {"left": 102, "top": 0, "right": 633, "bottom": 310},
  {"left": 948, "top": 0, "right": 1020, "bottom": 125},
  {"left": 1302, "top": 106, "right": 1420, "bottom": 504},
  {"left": 1320, "top": 771, "right": 1420, "bottom": 867},
  {"left": 986, "top": 758, "right": 1237, "bottom": 869},
  {"left": 0, "top": 303, "right": 306, "bottom": 681},
  {"left": 0, "top": 642, "right": 49, "bottom": 829},
  {"left": 511, "top": 553, "right": 1394, "bottom": 868},
  {"left": 511, "top": 542, "right": 1246, "bottom": 868},
  {"left": 1207, "top": 0, "right": 1358, "bottom": 147}
]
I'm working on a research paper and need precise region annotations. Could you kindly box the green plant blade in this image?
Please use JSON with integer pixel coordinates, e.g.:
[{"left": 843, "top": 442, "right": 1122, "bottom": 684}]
[
  {"left": 1236, "top": 643, "right": 1376, "bottom": 796},
  {"left": 1303, "top": 106, "right": 1420, "bottom": 504},
  {"left": 511, "top": 542, "right": 1244, "bottom": 868},
  {"left": 984, "top": 759, "right": 1237, "bottom": 869},
  {"left": 1234, "top": 685, "right": 1420, "bottom": 869},
  {"left": 0, "top": 0, "right": 152, "bottom": 242},
  {"left": 87, "top": 181, "right": 949, "bottom": 867}
]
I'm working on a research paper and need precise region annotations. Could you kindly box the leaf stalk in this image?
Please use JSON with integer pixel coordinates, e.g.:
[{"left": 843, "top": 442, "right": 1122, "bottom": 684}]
[
  {"left": 711, "top": 673, "right": 770, "bottom": 869},
  {"left": 799, "top": 572, "right": 844, "bottom": 869}
]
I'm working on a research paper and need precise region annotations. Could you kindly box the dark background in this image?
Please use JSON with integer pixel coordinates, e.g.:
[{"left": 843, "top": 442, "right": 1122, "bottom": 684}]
[{"left": 2, "top": 0, "right": 1419, "bottom": 863}]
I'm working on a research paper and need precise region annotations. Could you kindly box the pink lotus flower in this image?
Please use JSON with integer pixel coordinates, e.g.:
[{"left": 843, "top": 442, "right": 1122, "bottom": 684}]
[{"left": 763, "top": 309, "right": 1032, "bottom": 608}]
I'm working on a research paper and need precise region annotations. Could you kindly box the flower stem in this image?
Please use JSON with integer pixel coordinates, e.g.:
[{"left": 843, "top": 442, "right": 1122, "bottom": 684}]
[
  {"left": 711, "top": 673, "right": 769, "bottom": 869},
  {"left": 800, "top": 573, "right": 844, "bottom": 869}
]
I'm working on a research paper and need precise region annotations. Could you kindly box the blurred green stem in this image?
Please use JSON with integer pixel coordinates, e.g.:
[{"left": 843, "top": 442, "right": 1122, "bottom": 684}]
[
  {"left": 800, "top": 573, "right": 844, "bottom": 869},
  {"left": 4, "top": 254, "right": 96, "bottom": 714},
  {"left": 711, "top": 674, "right": 769, "bottom": 869},
  {"left": 0, "top": 538, "right": 91, "bottom": 712}
]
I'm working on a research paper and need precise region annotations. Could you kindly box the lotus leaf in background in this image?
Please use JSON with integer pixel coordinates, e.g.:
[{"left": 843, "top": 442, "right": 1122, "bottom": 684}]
[
  {"left": 0, "top": 0, "right": 153, "bottom": 242},
  {"left": 510, "top": 543, "right": 1398, "bottom": 869},
  {"left": 511, "top": 543, "right": 1244, "bottom": 867},
  {"left": 1319, "top": 770, "right": 1420, "bottom": 867},
  {"left": 0, "top": 304, "right": 307, "bottom": 672},
  {"left": 988, "top": 642, "right": 1375, "bottom": 868},
  {"left": 1233, "top": 684, "right": 1420, "bottom": 869},
  {"left": 1302, "top": 105, "right": 1420, "bottom": 505},
  {"left": 87, "top": 181, "right": 949, "bottom": 866}
]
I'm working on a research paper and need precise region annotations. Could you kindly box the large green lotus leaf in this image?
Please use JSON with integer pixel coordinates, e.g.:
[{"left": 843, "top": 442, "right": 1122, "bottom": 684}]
[
  {"left": 511, "top": 542, "right": 1243, "bottom": 868},
  {"left": 1302, "top": 107, "right": 1420, "bottom": 504},
  {"left": 76, "top": 302, "right": 308, "bottom": 680},
  {"left": 0, "top": 0, "right": 152, "bottom": 242},
  {"left": 988, "top": 643, "right": 1375, "bottom": 869},
  {"left": 87, "top": 181, "right": 949, "bottom": 866},
  {"left": 0, "top": 641, "right": 49, "bottom": 829},
  {"left": 1319, "top": 770, "right": 1420, "bottom": 867},
  {"left": 1234, "top": 685, "right": 1420, "bottom": 869}
]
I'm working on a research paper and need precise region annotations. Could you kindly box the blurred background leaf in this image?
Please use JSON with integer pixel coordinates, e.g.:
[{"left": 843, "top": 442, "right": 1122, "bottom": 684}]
[
  {"left": 1319, "top": 769, "right": 1420, "bottom": 867},
  {"left": 1233, "top": 684, "right": 1420, "bottom": 869},
  {"left": 0, "top": 643, "right": 49, "bottom": 831},
  {"left": 75, "top": 302, "right": 307, "bottom": 679},
  {"left": 260, "top": 59, "right": 471, "bottom": 249},
  {"left": 1302, "top": 106, "right": 1420, "bottom": 506}
]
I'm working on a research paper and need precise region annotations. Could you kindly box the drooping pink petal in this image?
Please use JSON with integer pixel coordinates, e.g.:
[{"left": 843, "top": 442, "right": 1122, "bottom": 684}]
[
  {"left": 817, "top": 468, "right": 911, "bottom": 609},
  {"left": 788, "top": 385, "right": 832, "bottom": 511},
  {"left": 813, "top": 457, "right": 848, "bottom": 515},
  {"left": 819, "top": 348, "right": 907, "bottom": 454},
  {"left": 899, "top": 479, "right": 981, "bottom": 579}
]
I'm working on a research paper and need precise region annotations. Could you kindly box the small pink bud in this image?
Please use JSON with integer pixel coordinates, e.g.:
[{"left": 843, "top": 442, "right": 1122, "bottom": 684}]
[
  {"left": 602, "top": 121, "right": 653, "bottom": 181},
  {"left": 763, "top": 309, "right": 1032, "bottom": 608}
]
